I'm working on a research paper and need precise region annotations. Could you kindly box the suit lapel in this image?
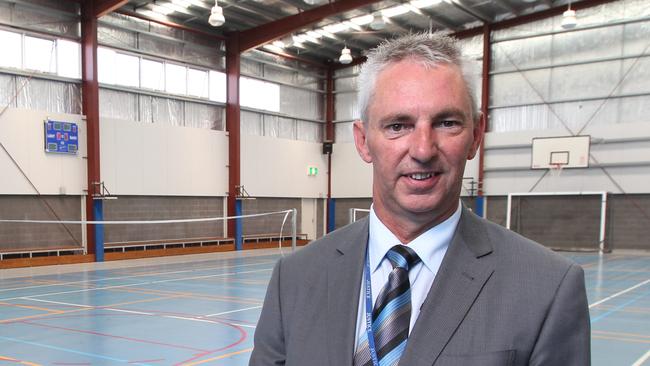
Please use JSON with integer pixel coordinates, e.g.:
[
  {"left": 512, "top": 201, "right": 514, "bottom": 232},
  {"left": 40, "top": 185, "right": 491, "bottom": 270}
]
[
  {"left": 400, "top": 209, "right": 495, "bottom": 366},
  {"left": 326, "top": 218, "right": 369, "bottom": 366}
]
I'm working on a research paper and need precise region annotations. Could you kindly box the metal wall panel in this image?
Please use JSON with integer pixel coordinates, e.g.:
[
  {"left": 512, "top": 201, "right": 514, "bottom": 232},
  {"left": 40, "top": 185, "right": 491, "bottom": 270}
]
[
  {"left": 99, "top": 88, "right": 138, "bottom": 121},
  {"left": 16, "top": 77, "right": 81, "bottom": 114}
]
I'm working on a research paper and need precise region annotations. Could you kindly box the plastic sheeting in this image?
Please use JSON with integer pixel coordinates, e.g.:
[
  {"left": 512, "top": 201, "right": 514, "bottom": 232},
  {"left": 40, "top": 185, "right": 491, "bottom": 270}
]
[
  {"left": 0, "top": 73, "right": 16, "bottom": 108},
  {"left": 98, "top": 26, "right": 137, "bottom": 49},
  {"left": 335, "top": 76, "right": 356, "bottom": 91},
  {"left": 335, "top": 122, "right": 354, "bottom": 143},
  {"left": 335, "top": 91, "right": 359, "bottom": 122},
  {"left": 0, "top": 1, "right": 79, "bottom": 38},
  {"left": 16, "top": 77, "right": 81, "bottom": 114},
  {"left": 280, "top": 86, "right": 322, "bottom": 120},
  {"left": 185, "top": 102, "right": 224, "bottom": 130},
  {"left": 100, "top": 89, "right": 139, "bottom": 121},
  {"left": 241, "top": 110, "right": 323, "bottom": 142}
]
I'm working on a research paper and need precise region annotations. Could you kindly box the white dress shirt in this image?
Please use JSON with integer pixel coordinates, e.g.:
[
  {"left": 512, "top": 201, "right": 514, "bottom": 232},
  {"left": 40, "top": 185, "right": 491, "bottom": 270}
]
[{"left": 354, "top": 202, "right": 462, "bottom": 351}]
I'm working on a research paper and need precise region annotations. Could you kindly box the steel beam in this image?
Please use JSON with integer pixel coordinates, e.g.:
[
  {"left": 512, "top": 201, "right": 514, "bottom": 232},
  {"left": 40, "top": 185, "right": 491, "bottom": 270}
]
[
  {"left": 95, "top": 0, "right": 128, "bottom": 17},
  {"left": 116, "top": 9, "right": 227, "bottom": 40},
  {"left": 238, "top": 0, "right": 383, "bottom": 52},
  {"left": 81, "top": 0, "right": 101, "bottom": 259},
  {"left": 226, "top": 32, "right": 241, "bottom": 241}
]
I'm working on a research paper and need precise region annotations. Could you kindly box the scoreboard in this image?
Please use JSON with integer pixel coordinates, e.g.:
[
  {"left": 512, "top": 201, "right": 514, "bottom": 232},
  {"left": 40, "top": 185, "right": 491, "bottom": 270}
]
[{"left": 44, "top": 120, "right": 78, "bottom": 154}]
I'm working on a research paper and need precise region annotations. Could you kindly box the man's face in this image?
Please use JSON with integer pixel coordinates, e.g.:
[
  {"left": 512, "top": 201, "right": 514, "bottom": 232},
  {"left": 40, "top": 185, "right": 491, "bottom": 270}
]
[{"left": 354, "top": 60, "right": 484, "bottom": 231}]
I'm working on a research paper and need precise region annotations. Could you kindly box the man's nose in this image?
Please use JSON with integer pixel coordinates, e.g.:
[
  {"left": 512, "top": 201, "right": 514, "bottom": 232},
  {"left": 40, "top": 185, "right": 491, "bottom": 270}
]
[{"left": 408, "top": 124, "right": 438, "bottom": 163}]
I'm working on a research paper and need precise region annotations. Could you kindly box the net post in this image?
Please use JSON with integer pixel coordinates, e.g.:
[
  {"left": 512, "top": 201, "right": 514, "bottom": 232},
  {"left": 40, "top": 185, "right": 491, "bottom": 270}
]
[
  {"left": 506, "top": 193, "right": 512, "bottom": 229},
  {"left": 93, "top": 199, "right": 104, "bottom": 262},
  {"left": 349, "top": 208, "right": 354, "bottom": 225},
  {"left": 291, "top": 208, "right": 297, "bottom": 252},
  {"left": 235, "top": 199, "right": 243, "bottom": 251},
  {"left": 599, "top": 192, "right": 607, "bottom": 253}
]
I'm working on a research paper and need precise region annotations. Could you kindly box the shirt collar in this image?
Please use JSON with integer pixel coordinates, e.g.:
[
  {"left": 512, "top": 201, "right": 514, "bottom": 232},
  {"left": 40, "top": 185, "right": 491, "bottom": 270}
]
[{"left": 368, "top": 202, "right": 462, "bottom": 273}]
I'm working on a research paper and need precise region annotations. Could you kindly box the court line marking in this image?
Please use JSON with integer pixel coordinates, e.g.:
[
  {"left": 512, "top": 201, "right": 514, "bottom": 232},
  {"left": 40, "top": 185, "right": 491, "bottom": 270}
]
[
  {"left": 105, "top": 308, "right": 153, "bottom": 315},
  {"left": 24, "top": 298, "right": 93, "bottom": 308},
  {"left": 0, "top": 335, "right": 152, "bottom": 366},
  {"left": 0, "top": 268, "right": 273, "bottom": 302},
  {"left": 632, "top": 349, "right": 650, "bottom": 366},
  {"left": 182, "top": 347, "right": 254, "bottom": 365},
  {"left": 0, "top": 260, "right": 276, "bottom": 293},
  {"left": 589, "top": 278, "right": 650, "bottom": 308},
  {"left": 0, "top": 355, "right": 41, "bottom": 366},
  {"left": 204, "top": 305, "right": 262, "bottom": 317}
]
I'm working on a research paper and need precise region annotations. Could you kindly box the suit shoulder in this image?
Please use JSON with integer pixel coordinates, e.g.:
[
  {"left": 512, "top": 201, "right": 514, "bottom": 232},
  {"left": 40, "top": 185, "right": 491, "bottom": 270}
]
[
  {"left": 280, "top": 219, "right": 367, "bottom": 269},
  {"left": 474, "top": 213, "right": 576, "bottom": 272}
]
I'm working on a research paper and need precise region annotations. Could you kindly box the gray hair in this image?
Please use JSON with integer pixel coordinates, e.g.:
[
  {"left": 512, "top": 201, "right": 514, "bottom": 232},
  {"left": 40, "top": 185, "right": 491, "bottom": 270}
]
[{"left": 357, "top": 32, "right": 478, "bottom": 124}]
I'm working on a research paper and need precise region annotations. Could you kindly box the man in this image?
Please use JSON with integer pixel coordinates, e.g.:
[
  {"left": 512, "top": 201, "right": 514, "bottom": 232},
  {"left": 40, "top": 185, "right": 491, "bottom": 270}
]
[{"left": 250, "top": 33, "right": 590, "bottom": 366}]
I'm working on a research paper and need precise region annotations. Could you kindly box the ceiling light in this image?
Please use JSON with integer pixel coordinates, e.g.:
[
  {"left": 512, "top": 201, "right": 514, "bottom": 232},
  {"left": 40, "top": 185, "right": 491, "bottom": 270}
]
[
  {"left": 410, "top": 0, "right": 441, "bottom": 8},
  {"left": 208, "top": 0, "right": 225, "bottom": 27},
  {"left": 339, "top": 46, "right": 352, "bottom": 64},
  {"left": 561, "top": 8, "right": 577, "bottom": 29},
  {"left": 369, "top": 12, "right": 386, "bottom": 30},
  {"left": 382, "top": 5, "right": 410, "bottom": 18}
]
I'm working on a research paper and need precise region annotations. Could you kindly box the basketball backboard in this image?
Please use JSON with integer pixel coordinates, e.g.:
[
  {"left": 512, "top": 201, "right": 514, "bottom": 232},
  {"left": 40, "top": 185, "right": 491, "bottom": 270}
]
[{"left": 531, "top": 135, "right": 590, "bottom": 169}]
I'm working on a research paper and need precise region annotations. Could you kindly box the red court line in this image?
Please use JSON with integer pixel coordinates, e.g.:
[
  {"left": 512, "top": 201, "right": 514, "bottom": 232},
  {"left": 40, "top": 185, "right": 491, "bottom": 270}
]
[
  {"left": 173, "top": 321, "right": 249, "bottom": 366},
  {"left": 20, "top": 319, "right": 208, "bottom": 352}
]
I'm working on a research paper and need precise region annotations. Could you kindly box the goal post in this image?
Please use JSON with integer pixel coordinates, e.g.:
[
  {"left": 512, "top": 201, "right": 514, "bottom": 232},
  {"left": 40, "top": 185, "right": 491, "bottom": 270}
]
[{"left": 506, "top": 191, "right": 607, "bottom": 253}]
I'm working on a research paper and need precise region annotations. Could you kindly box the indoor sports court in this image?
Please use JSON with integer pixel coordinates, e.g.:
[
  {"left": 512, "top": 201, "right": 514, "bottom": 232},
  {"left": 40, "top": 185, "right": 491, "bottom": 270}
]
[{"left": 1, "top": 0, "right": 649, "bottom": 365}]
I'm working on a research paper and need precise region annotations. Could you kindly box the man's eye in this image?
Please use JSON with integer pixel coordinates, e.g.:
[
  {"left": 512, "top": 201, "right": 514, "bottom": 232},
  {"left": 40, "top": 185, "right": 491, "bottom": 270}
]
[
  {"left": 388, "top": 123, "right": 404, "bottom": 132},
  {"left": 440, "top": 120, "right": 459, "bottom": 128}
]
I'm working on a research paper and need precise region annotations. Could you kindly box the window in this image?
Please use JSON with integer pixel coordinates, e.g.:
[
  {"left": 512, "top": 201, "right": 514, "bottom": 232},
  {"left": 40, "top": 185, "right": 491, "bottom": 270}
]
[
  {"left": 187, "top": 68, "right": 208, "bottom": 98},
  {"left": 98, "top": 47, "right": 116, "bottom": 84},
  {"left": 0, "top": 30, "right": 21, "bottom": 68},
  {"left": 141, "top": 59, "right": 164, "bottom": 91},
  {"left": 166, "top": 63, "right": 186, "bottom": 95},
  {"left": 241, "top": 77, "right": 280, "bottom": 112},
  {"left": 57, "top": 39, "right": 80, "bottom": 78},
  {"left": 114, "top": 52, "right": 139, "bottom": 87},
  {"left": 24, "top": 35, "right": 56, "bottom": 73},
  {"left": 209, "top": 70, "right": 226, "bottom": 103}
]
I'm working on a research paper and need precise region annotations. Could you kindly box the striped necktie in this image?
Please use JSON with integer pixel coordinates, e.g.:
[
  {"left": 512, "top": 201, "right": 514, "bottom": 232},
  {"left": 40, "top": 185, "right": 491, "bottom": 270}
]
[{"left": 354, "top": 245, "right": 421, "bottom": 366}]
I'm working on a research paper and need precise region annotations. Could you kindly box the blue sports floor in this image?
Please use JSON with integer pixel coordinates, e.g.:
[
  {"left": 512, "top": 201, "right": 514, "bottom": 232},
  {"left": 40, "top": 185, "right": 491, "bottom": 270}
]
[{"left": 0, "top": 249, "right": 649, "bottom": 365}]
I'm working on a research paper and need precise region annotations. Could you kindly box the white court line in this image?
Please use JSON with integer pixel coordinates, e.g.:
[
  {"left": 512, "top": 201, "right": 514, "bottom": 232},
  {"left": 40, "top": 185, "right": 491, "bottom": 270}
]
[
  {"left": 0, "top": 260, "right": 276, "bottom": 293},
  {"left": 632, "top": 349, "right": 650, "bottom": 366},
  {"left": 589, "top": 278, "right": 650, "bottom": 308},
  {"left": 231, "top": 323, "right": 256, "bottom": 329},
  {"left": 1, "top": 268, "right": 272, "bottom": 302},
  {"left": 24, "top": 298, "right": 93, "bottom": 308},
  {"left": 105, "top": 308, "right": 153, "bottom": 316},
  {"left": 164, "top": 315, "right": 256, "bottom": 328},
  {"left": 204, "top": 305, "right": 262, "bottom": 317}
]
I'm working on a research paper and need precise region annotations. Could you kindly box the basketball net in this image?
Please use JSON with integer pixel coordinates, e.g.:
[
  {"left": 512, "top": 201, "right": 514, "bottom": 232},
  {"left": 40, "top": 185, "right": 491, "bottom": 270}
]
[{"left": 549, "top": 163, "right": 565, "bottom": 178}]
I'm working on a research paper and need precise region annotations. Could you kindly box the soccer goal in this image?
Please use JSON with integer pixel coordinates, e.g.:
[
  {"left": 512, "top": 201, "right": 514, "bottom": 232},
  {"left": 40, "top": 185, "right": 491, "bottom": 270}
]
[{"left": 506, "top": 192, "right": 607, "bottom": 253}]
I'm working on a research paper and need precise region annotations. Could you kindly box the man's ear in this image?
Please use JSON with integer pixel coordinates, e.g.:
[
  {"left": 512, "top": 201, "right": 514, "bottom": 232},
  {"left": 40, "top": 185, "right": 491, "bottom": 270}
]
[
  {"left": 468, "top": 113, "right": 486, "bottom": 160},
  {"left": 353, "top": 120, "right": 372, "bottom": 163}
]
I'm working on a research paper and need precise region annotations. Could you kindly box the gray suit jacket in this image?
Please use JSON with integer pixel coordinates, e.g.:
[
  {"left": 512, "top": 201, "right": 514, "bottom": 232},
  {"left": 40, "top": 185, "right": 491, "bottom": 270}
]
[{"left": 250, "top": 208, "right": 590, "bottom": 365}]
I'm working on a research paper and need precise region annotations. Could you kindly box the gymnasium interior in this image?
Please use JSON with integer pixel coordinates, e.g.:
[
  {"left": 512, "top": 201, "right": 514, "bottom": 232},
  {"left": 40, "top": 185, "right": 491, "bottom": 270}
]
[{"left": 1, "top": 0, "right": 649, "bottom": 364}]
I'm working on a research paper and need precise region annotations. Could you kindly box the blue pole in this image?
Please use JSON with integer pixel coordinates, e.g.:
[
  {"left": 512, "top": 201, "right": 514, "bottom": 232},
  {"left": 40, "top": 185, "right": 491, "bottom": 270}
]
[
  {"left": 327, "top": 198, "right": 336, "bottom": 233},
  {"left": 475, "top": 196, "right": 485, "bottom": 218},
  {"left": 93, "top": 199, "right": 104, "bottom": 262},
  {"left": 235, "top": 199, "right": 243, "bottom": 250}
]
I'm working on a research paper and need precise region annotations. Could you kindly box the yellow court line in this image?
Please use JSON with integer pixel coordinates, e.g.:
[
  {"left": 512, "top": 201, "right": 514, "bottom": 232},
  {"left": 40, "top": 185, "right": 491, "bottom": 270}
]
[
  {"left": 0, "top": 301, "right": 65, "bottom": 314},
  {"left": 183, "top": 347, "right": 254, "bottom": 365},
  {"left": 592, "top": 335, "right": 650, "bottom": 344},
  {"left": 0, "top": 355, "right": 42, "bottom": 366},
  {"left": 593, "top": 330, "right": 650, "bottom": 340}
]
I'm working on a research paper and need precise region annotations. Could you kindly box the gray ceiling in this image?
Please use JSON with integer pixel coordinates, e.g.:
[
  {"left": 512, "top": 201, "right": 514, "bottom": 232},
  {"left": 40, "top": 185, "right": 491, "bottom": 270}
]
[{"left": 120, "top": 0, "right": 570, "bottom": 64}]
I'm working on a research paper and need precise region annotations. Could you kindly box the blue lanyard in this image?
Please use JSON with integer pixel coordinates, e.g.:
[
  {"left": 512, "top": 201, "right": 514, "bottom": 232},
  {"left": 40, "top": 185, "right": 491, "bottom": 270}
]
[{"left": 364, "top": 248, "right": 380, "bottom": 366}]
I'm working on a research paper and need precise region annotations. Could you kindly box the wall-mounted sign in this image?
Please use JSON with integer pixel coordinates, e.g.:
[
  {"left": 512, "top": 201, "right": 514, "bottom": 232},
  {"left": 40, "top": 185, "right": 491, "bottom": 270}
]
[
  {"left": 44, "top": 120, "right": 78, "bottom": 154},
  {"left": 307, "top": 166, "right": 318, "bottom": 176}
]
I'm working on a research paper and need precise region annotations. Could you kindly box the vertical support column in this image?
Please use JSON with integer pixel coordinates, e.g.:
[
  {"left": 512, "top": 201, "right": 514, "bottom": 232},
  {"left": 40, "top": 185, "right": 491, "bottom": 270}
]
[
  {"left": 325, "top": 67, "right": 335, "bottom": 232},
  {"left": 327, "top": 198, "right": 336, "bottom": 233},
  {"left": 226, "top": 33, "right": 241, "bottom": 243},
  {"left": 94, "top": 200, "right": 104, "bottom": 261},
  {"left": 235, "top": 199, "right": 243, "bottom": 251},
  {"left": 477, "top": 23, "right": 491, "bottom": 218},
  {"left": 81, "top": 0, "right": 103, "bottom": 261}
]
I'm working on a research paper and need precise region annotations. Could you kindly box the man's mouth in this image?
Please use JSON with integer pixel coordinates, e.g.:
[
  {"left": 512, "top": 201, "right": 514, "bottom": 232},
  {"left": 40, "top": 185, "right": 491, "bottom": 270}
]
[{"left": 407, "top": 172, "right": 438, "bottom": 180}]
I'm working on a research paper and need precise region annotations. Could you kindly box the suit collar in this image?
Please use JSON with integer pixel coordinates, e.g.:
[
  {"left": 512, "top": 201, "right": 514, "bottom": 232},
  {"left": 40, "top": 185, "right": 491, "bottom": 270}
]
[
  {"left": 326, "top": 218, "right": 369, "bottom": 366},
  {"left": 400, "top": 208, "right": 495, "bottom": 365}
]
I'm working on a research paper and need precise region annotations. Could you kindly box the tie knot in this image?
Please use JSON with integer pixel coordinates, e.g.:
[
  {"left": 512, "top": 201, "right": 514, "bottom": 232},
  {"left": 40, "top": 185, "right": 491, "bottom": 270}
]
[{"left": 386, "top": 245, "right": 421, "bottom": 271}]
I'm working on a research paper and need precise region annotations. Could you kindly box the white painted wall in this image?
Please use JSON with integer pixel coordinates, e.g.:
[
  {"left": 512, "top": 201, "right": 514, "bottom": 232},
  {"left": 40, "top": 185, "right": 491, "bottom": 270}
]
[
  {"left": 101, "top": 118, "right": 229, "bottom": 196},
  {"left": 331, "top": 142, "right": 481, "bottom": 198},
  {"left": 0, "top": 108, "right": 86, "bottom": 195},
  {"left": 241, "top": 135, "right": 328, "bottom": 198},
  {"left": 483, "top": 122, "right": 650, "bottom": 195}
]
